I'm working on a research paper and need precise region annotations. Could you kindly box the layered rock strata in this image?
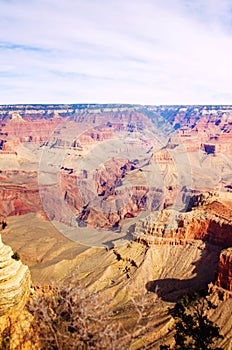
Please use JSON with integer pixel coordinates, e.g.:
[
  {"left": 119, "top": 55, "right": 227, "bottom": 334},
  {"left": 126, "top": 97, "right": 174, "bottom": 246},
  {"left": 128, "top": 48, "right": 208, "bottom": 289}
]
[
  {"left": 133, "top": 200, "right": 232, "bottom": 293},
  {"left": 216, "top": 248, "right": 232, "bottom": 292},
  {"left": 0, "top": 235, "right": 31, "bottom": 316},
  {"left": 133, "top": 203, "right": 232, "bottom": 247},
  {"left": 1, "top": 104, "right": 232, "bottom": 227}
]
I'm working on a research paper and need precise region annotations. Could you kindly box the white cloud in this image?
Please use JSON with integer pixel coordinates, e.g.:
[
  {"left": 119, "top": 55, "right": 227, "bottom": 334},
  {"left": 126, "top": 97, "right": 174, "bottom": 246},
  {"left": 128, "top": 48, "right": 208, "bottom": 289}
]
[{"left": 1, "top": 0, "right": 232, "bottom": 104}]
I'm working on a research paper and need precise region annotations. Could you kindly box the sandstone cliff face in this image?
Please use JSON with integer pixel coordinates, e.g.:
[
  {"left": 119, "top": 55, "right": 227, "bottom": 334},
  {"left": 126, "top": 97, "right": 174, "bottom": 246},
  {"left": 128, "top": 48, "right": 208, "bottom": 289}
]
[
  {"left": 0, "top": 185, "right": 42, "bottom": 217},
  {"left": 216, "top": 248, "right": 232, "bottom": 292},
  {"left": 0, "top": 235, "right": 31, "bottom": 316},
  {"left": 133, "top": 199, "right": 232, "bottom": 293},
  {"left": 0, "top": 170, "right": 42, "bottom": 217},
  {"left": 1, "top": 118, "right": 63, "bottom": 145},
  {"left": 133, "top": 201, "right": 232, "bottom": 247}
]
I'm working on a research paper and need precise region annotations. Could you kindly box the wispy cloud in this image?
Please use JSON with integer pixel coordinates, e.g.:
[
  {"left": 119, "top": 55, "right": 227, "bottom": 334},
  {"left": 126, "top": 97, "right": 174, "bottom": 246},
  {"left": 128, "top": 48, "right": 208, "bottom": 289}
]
[
  {"left": 1, "top": 0, "right": 232, "bottom": 104},
  {"left": 0, "top": 42, "right": 50, "bottom": 54}
]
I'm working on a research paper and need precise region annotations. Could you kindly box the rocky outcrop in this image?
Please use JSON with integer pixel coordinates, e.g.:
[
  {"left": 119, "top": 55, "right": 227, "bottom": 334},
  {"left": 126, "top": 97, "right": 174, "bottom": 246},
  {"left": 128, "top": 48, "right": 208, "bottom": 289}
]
[
  {"left": 216, "top": 248, "right": 232, "bottom": 292},
  {"left": 0, "top": 170, "right": 44, "bottom": 217},
  {"left": 0, "top": 235, "right": 31, "bottom": 316},
  {"left": 133, "top": 202, "right": 232, "bottom": 247},
  {"left": 0, "top": 185, "right": 42, "bottom": 217},
  {"left": 133, "top": 199, "right": 232, "bottom": 293},
  {"left": 1, "top": 118, "right": 63, "bottom": 145},
  {"left": 185, "top": 192, "right": 218, "bottom": 211}
]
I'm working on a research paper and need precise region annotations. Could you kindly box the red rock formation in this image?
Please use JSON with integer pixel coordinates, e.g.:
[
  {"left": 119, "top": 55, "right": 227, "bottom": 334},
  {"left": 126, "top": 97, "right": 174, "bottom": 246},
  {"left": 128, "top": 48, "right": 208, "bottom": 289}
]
[
  {"left": 216, "top": 248, "right": 232, "bottom": 292},
  {"left": 134, "top": 199, "right": 232, "bottom": 292},
  {"left": 134, "top": 202, "right": 232, "bottom": 247},
  {"left": 0, "top": 117, "right": 64, "bottom": 151},
  {"left": 0, "top": 171, "right": 42, "bottom": 217},
  {"left": 0, "top": 185, "right": 42, "bottom": 217}
]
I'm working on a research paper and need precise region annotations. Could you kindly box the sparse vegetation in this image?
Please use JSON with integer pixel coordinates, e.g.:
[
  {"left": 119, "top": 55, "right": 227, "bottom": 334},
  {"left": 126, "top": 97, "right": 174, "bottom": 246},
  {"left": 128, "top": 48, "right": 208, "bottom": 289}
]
[
  {"left": 0, "top": 319, "right": 11, "bottom": 350},
  {"left": 0, "top": 281, "right": 225, "bottom": 349},
  {"left": 0, "top": 334, "right": 10, "bottom": 350},
  {"left": 1, "top": 221, "right": 7, "bottom": 230},
  {"left": 27, "top": 284, "right": 131, "bottom": 349},
  {"left": 160, "top": 289, "right": 223, "bottom": 350},
  {"left": 11, "top": 252, "right": 20, "bottom": 261},
  {"left": 24, "top": 282, "right": 162, "bottom": 349}
]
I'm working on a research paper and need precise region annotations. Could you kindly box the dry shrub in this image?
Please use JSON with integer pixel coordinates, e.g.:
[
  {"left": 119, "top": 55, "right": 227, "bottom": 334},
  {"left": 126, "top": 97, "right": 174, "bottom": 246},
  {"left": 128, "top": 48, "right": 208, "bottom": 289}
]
[
  {"left": 0, "top": 281, "right": 162, "bottom": 349},
  {"left": 27, "top": 284, "right": 132, "bottom": 350},
  {"left": 27, "top": 283, "right": 161, "bottom": 350}
]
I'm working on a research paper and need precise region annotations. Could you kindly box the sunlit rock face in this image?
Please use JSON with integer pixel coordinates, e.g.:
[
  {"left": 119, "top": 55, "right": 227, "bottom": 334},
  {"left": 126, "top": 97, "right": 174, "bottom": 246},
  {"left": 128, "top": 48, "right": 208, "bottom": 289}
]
[
  {"left": 133, "top": 197, "right": 232, "bottom": 294},
  {"left": 0, "top": 235, "right": 31, "bottom": 316},
  {"left": 133, "top": 199, "right": 232, "bottom": 246},
  {"left": 0, "top": 171, "right": 41, "bottom": 217},
  {"left": 216, "top": 248, "right": 232, "bottom": 292}
]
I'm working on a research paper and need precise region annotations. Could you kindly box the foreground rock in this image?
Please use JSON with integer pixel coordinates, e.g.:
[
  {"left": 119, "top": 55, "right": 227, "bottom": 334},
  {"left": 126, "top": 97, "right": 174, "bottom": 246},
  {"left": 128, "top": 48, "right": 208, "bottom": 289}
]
[{"left": 0, "top": 234, "right": 31, "bottom": 316}]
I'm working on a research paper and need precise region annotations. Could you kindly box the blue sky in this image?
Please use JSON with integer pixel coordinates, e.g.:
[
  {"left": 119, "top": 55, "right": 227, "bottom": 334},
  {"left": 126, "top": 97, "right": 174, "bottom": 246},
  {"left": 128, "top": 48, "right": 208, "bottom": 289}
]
[{"left": 1, "top": 0, "right": 232, "bottom": 104}]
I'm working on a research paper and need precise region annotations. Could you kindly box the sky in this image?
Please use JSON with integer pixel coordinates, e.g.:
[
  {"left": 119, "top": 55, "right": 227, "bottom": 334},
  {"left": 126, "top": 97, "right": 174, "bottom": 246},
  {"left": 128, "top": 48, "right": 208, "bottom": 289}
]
[{"left": 1, "top": 0, "right": 232, "bottom": 105}]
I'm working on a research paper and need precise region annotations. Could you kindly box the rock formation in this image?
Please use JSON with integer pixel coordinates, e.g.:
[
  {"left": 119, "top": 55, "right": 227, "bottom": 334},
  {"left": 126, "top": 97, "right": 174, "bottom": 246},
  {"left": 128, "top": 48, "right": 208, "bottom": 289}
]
[
  {"left": 133, "top": 197, "right": 232, "bottom": 296},
  {"left": 133, "top": 199, "right": 232, "bottom": 247},
  {"left": 0, "top": 170, "right": 42, "bottom": 217},
  {"left": 216, "top": 248, "right": 232, "bottom": 292},
  {"left": 0, "top": 234, "right": 31, "bottom": 316}
]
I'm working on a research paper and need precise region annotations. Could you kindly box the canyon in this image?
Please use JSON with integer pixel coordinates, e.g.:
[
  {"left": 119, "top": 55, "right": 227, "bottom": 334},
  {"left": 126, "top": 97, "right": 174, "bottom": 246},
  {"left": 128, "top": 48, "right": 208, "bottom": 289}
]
[{"left": 0, "top": 104, "right": 231, "bottom": 349}]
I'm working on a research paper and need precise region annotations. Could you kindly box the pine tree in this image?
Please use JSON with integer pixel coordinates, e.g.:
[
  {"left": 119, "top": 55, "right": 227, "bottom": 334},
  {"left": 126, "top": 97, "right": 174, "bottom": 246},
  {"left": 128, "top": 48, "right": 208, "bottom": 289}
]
[{"left": 160, "top": 289, "right": 223, "bottom": 350}]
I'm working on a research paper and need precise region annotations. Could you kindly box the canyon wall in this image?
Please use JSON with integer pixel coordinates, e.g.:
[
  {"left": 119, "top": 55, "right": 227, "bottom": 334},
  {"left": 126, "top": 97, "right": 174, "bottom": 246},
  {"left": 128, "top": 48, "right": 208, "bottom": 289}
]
[
  {"left": 134, "top": 201, "right": 232, "bottom": 246},
  {"left": 216, "top": 248, "right": 232, "bottom": 292},
  {"left": 0, "top": 104, "right": 231, "bottom": 225},
  {"left": 133, "top": 199, "right": 232, "bottom": 292}
]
